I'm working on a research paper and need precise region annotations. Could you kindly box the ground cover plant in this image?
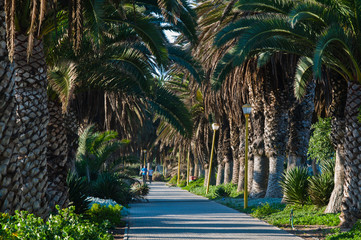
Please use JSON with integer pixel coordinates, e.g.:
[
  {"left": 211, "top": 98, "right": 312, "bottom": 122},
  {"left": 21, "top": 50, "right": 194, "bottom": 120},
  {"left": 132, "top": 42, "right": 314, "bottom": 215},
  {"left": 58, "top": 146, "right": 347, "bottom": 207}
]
[
  {"left": 179, "top": 178, "right": 241, "bottom": 199},
  {"left": 0, "top": 206, "right": 114, "bottom": 240},
  {"left": 326, "top": 220, "right": 361, "bottom": 239}
]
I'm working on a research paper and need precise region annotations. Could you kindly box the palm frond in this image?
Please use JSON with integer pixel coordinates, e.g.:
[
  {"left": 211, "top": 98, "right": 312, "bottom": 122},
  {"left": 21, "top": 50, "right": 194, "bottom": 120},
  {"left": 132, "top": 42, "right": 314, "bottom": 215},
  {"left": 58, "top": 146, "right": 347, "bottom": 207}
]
[{"left": 294, "top": 57, "right": 314, "bottom": 100}]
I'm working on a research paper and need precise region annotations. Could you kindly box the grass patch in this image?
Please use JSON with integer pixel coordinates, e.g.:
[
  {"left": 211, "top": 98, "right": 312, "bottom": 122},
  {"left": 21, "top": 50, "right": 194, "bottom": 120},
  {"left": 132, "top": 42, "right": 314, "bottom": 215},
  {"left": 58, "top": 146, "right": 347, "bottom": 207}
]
[
  {"left": 326, "top": 220, "right": 361, "bottom": 239},
  {"left": 257, "top": 204, "right": 340, "bottom": 227}
]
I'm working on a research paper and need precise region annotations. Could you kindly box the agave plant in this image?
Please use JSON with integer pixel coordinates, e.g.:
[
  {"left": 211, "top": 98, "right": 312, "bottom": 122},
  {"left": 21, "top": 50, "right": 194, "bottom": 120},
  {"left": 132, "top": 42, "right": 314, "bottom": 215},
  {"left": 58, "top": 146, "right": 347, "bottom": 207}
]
[
  {"left": 280, "top": 167, "right": 309, "bottom": 205},
  {"left": 308, "top": 158, "right": 335, "bottom": 206}
]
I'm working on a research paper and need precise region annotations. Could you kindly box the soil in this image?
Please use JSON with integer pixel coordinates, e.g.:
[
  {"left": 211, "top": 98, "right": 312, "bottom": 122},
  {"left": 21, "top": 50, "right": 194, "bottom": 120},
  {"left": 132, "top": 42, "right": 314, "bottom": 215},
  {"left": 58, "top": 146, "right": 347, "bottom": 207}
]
[{"left": 281, "top": 225, "right": 339, "bottom": 239}]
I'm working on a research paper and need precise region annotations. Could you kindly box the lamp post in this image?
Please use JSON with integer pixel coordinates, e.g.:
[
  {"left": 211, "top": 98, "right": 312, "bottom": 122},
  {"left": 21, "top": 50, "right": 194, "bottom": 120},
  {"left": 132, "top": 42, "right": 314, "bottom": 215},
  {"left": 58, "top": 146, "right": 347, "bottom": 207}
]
[
  {"left": 206, "top": 123, "right": 220, "bottom": 194},
  {"left": 242, "top": 103, "right": 252, "bottom": 209}
]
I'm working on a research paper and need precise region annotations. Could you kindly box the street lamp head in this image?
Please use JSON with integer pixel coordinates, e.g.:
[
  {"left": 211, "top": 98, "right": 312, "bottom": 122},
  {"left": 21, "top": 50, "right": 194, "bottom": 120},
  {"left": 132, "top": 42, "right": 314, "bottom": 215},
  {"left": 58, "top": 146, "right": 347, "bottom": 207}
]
[
  {"left": 212, "top": 123, "right": 220, "bottom": 131},
  {"left": 242, "top": 103, "right": 252, "bottom": 116},
  {"left": 143, "top": 149, "right": 147, "bottom": 153}
]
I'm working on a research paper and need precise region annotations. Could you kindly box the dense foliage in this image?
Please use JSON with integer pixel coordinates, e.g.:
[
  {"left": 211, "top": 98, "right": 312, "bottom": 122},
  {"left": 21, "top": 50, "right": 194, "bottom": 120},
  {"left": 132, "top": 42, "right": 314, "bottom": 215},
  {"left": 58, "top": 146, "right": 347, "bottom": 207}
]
[
  {"left": 86, "top": 204, "right": 123, "bottom": 228},
  {"left": 308, "top": 118, "right": 335, "bottom": 162},
  {"left": 0, "top": 207, "right": 113, "bottom": 240}
]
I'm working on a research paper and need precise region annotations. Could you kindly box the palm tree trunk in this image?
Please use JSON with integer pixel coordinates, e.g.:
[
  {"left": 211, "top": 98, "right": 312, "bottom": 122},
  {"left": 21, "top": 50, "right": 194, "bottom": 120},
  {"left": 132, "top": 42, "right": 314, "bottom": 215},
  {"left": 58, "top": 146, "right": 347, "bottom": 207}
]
[
  {"left": 13, "top": 34, "right": 49, "bottom": 217},
  {"left": 287, "top": 82, "right": 315, "bottom": 169},
  {"left": 264, "top": 92, "right": 289, "bottom": 198},
  {"left": 0, "top": 2, "right": 23, "bottom": 213},
  {"left": 249, "top": 105, "right": 268, "bottom": 198},
  {"left": 216, "top": 162, "right": 224, "bottom": 186},
  {"left": 47, "top": 100, "right": 69, "bottom": 211},
  {"left": 230, "top": 121, "right": 240, "bottom": 184},
  {"left": 222, "top": 120, "right": 232, "bottom": 184},
  {"left": 340, "top": 81, "right": 361, "bottom": 227},
  {"left": 224, "top": 160, "right": 232, "bottom": 184},
  {"left": 325, "top": 75, "right": 347, "bottom": 214}
]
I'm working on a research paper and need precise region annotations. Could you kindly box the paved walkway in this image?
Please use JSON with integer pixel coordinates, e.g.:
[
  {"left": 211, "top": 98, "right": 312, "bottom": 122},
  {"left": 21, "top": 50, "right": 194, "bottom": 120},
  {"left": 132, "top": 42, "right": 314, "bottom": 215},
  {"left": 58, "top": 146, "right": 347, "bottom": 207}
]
[{"left": 127, "top": 182, "right": 302, "bottom": 240}]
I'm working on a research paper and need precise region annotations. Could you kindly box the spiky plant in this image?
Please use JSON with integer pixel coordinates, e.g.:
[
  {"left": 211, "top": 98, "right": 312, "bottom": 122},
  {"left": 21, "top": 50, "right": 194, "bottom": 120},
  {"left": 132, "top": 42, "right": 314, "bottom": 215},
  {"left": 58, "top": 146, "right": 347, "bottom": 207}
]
[
  {"left": 280, "top": 167, "right": 309, "bottom": 205},
  {"left": 308, "top": 159, "right": 335, "bottom": 207}
]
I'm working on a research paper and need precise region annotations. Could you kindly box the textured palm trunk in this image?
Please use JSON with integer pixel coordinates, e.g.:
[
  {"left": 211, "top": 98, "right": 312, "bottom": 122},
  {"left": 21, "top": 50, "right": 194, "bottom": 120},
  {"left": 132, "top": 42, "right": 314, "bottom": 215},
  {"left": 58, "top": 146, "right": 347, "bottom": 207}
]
[
  {"left": 0, "top": 2, "right": 23, "bottom": 213},
  {"left": 287, "top": 82, "right": 315, "bottom": 169},
  {"left": 203, "top": 164, "right": 209, "bottom": 187},
  {"left": 237, "top": 124, "right": 245, "bottom": 192},
  {"left": 64, "top": 106, "right": 79, "bottom": 171},
  {"left": 13, "top": 34, "right": 49, "bottom": 217},
  {"left": 230, "top": 120, "right": 240, "bottom": 184},
  {"left": 47, "top": 100, "right": 69, "bottom": 211},
  {"left": 223, "top": 121, "right": 232, "bottom": 184},
  {"left": 216, "top": 127, "right": 224, "bottom": 186},
  {"left": 264, "top": 92, "right": 289, "bottom": 198},
  {"left": 224, "top": 160, "right": 232, "bottom": 184},
  {"left": 325, "top": 76, "right": 347, "bottom": 214},
  {"left": 249, "top": 107, "right": 268, "bottom": 198},
  {"left": 339, "top": 82, "right": 361, "bottom": 227},
  {"left": 216, "top": 162, "right": 224, "bottom": 186}
]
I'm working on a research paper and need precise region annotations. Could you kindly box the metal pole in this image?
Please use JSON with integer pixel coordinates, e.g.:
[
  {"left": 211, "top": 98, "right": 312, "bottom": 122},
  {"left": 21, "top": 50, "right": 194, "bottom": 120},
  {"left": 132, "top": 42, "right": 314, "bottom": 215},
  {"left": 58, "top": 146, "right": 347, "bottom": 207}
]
[
  {"left": 244, "top": 115, "right": 249, "bottom": 209},
  {"left": 206, "top": 129, "right": 217, "bottom": 194},
  {"left": 177, "top": 149, "right": 181, "bottom": 185},
  {"left": 186, "top": 150, "right": 190, "bottom": 186}
]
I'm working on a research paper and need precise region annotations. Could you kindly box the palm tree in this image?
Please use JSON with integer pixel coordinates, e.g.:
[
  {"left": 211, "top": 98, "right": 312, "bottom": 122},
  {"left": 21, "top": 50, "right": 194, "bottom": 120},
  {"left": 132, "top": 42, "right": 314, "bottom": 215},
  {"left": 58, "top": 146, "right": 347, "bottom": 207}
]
[{"left": 0, "top": 0, "right": 23, "bottom": 214}]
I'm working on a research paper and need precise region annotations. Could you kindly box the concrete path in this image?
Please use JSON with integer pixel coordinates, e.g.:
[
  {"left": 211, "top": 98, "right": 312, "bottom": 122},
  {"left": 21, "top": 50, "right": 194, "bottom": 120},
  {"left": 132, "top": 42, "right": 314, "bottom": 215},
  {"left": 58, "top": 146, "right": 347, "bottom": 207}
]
[{"left": 127, "top": 182, "right": 302, "bottom": 240}]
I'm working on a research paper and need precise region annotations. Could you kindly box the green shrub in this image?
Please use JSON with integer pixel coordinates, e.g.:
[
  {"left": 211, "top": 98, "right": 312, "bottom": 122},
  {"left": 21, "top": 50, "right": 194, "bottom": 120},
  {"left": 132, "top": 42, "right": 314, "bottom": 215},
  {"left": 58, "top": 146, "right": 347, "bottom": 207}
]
[
  {"left": 67, "top": 172, "right": 91, "bottom": 214},
  {"left": 86, "top": 204, "right": 123, "bottom": 227},
  {"left": 168, "top": 175, "right": 177, "bottom": 185},
  {"left": 308, "top": 117, "right": 335, "bottom": 162},
  {"left": 0, "top": 206, "right": 113, "bottom": 240},
  {"left": 280, "top": 167, "right": 310, "bottom": 205},
  {"left": 152, "top": 171, "right": 164, "bottom": 181},
  {"left": 131, "top": 182, "right": 150, "bottom": 200},
  {"left": 177, "top": 180, "right": 187, "bottom": 187},
  {"left": 90, "top": 172, "right": 131, "bottom": 206},
  {"left": 215, "top": 186, "right": 229, "bottom": 197}
]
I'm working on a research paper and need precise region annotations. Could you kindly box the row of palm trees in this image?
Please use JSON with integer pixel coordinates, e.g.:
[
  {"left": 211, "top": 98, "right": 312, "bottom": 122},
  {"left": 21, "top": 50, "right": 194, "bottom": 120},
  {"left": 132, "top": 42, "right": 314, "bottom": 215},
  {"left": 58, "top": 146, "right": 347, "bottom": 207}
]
[
  {"left": 155, "top": 0, "right": 360, "bottom": 228},
  {"left": 0, "top": 0, "right": 360, "bottom": 229}
]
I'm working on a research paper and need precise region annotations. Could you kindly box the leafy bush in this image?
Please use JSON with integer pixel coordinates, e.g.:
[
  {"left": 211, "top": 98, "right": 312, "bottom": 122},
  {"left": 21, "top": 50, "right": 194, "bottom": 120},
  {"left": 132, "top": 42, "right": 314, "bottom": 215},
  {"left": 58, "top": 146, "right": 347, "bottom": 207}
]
[
  {"left": 280, "top": 167, "right": 309, "bottom": 205},
  {"left": 168, "top": 175, "right": 177, "bottom": 185},
  {"left": 67, "top": 172, "right": 91, "bottom": 214},
  {"left": 215, "top": 186, "right": 229, "bottom": 197},
  {"left": 308, "top": 117, "right": 335, "bottom": 162},
  {"left": 90, "top": 172, "right": 131, "bottom": 206},
  {"left": 131, "top": 182, "right": 150, "bottom": 200},
  {"left": 177, "top": 180, "right": 187, "bottom": 187},
  {"left": 152, "top": 171, "right": 164, "bottom": 181},
  {"left": 0, "top": 206, "right": 113, "bottom": 240},
  {"left": 86, "top": 204, "right": 123, "bottom": 227}
]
